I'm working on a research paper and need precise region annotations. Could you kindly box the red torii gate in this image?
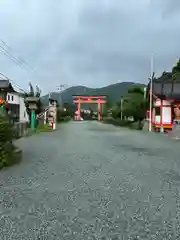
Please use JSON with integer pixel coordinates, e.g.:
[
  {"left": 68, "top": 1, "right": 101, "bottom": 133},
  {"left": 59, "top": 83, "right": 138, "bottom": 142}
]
[{"left": 72, "top": 95, "right": 107, "bottom": 121}]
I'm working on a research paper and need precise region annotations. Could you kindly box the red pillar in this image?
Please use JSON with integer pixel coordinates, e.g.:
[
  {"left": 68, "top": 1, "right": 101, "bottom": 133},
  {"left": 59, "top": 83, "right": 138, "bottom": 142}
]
[
  {"left": 98, "top": 99, "right": 101, "bottom": 121},
  {"left": 78, "top": 101, "right": 81, "bottom": 120},
  {"left": 160, "top": 99, "right": 162, "bottom": 126}
]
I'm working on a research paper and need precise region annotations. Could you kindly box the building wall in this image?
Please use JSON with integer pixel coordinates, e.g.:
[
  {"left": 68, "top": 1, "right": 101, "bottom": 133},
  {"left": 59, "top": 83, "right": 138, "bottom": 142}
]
[
  {"left": 19, "top": 96, "right": 29, "bottom": 122},
  {"left": 6, "top": 92, "right": 20, "bottom": 104},
  {"left": 6, "top": 92, "right": 29, "bottom": 123}
]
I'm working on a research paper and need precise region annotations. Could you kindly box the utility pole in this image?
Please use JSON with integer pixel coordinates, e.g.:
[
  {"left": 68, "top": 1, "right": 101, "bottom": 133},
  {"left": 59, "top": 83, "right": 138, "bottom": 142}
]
[
  {"left": 120, "top": 97, "right": 123, "bottom": 120},
  {"left": 149, "top": 56, "right": 154, "bottom": 132},
  {"left": 57, "top": 84, "right": 65, "bottom": 108}
]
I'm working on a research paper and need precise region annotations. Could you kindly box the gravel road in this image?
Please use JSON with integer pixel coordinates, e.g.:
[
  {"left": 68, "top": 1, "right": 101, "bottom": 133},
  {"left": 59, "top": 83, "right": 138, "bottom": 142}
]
[{"left": 0, "top": 121, "right": 180, "bottom": 239}]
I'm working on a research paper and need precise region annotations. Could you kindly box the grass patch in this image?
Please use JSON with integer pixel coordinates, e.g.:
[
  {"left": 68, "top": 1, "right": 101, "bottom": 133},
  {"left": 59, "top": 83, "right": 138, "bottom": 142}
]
[
  {"left": 25, "top": 123, "right": 53, "bottom": 137},
  {"left": 37, "top": 123, "right": 53, "bottom": 132}
]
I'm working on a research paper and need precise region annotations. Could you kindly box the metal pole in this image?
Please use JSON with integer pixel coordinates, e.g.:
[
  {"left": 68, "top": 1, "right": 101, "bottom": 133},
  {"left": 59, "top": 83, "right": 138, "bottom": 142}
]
[
  {"left": 120, "top": 97, "right": 123, "bottom": 120},
  {"left": 149, "top": 56, "right": 154, "bottom": 132},
  {"left": 59, "top": 86, "right": 62, "bottom": 107},
  {"left": 57, "top": 84, "right": 65, "bottom": 108}
]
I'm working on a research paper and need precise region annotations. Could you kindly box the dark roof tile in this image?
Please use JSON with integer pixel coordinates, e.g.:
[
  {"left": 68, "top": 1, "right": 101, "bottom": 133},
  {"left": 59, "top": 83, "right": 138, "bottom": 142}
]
[
  {"left": 0, "top": 80, "right": 10, "bottom": 88},
  {"left": 0, "top": 80, "right": 16, "bottom": 92}
]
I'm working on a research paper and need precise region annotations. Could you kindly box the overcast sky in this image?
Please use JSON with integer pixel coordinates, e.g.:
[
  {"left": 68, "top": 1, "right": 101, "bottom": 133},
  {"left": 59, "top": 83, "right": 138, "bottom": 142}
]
[{"left": 0, "top": 0, "right": 179, "bottom": 93}]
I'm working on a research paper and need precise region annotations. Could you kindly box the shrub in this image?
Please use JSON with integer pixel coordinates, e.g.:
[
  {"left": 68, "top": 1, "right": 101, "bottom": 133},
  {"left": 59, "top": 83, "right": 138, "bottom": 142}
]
[
  {"left": 103, "top": 117, "right": 144, "bottom": 130},
  {"left": 0, "top": 116, "right": 21, "bottom": 169},
  {"left": 57, "top": 108, "right": 72, "bottom": 122},
  {"left": 103, "top": 117, "right": 131, "bottom": 127},
  {"left": 0, "top": 116, "right": 14, "bottom": 142},
  {"left": 129, "top": 121, "right": 144, "bottom": 130},
  {"left": 114, "top": 119, "right": 131, "bottom": 126},
  {"left": 64, "top": 116, "right": 71, "bottom": 122}
]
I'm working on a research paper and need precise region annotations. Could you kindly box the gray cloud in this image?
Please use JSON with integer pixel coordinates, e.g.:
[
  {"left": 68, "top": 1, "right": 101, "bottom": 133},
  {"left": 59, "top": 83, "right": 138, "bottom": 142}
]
[
  {"left": 0, "top": 0, "right": 179, "bottom": 93},
  {"left": 151, "top": 0, "right": 180, "bottom": 17}
]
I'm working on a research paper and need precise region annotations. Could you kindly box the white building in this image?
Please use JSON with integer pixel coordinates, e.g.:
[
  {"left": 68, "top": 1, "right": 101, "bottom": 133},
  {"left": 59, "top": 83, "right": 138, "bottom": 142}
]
[
  {"left": 6, "top": 92, "right": 29, "bottom": 122},
  {"left": 0, "top": 80, "right": 29, "bottom": 123}
]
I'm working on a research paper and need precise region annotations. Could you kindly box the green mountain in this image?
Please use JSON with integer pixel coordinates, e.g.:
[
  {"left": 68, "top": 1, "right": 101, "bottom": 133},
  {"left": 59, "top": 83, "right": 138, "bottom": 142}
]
[{"left": 41, "top": 82, "right": 145, "bottom": 106}]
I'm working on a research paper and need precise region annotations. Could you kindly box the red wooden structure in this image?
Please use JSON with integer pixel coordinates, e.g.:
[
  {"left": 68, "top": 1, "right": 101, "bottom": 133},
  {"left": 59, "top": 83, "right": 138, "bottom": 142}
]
[
  {"left": 146, "top": 72, "right": 180, "bottom": 131},
  {"left": 72, "top": 95, "right": 107, "bottom": 121},
  {"left": 146, "top": 89, "right": 173, "bottom": 130}
]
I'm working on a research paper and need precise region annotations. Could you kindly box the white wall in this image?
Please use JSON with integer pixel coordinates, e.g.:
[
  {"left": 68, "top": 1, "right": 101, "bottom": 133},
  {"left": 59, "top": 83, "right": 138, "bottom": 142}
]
[
  {"left": 7, "top": 92, "right": 29, "bottom": 122},
  {"left": 6, "top": 92, "right": 20, "bottom": 104},
  {"left": 19, "top": 96, "right": 29, "bottom": 122}
]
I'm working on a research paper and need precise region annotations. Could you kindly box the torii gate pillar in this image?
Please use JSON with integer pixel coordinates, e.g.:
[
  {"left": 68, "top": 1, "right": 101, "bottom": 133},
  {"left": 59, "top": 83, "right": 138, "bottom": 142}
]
[
  {"left": 78, "top": 102, "right": 81, "bottom": 120},
  {"left": 98, "top": 99, "right": 101, "bottom": 121}
]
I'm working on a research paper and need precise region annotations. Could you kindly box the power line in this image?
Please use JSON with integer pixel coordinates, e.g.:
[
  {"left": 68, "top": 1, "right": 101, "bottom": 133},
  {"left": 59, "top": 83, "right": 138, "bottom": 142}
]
[
  {"left": 0, "top": 39, "right": 37, "bottom": 75},
  {"left": 0, "top": 45, "right": 24, "bottom": 67},
  {"left": 0, "top": 40, "right": 42, "bottom": 94},
  {"left": 1, "top": 39, "right": 36, "bottom": 73},
  {"left": 0, "top": 72, "right": 28, "bottom": 93}
]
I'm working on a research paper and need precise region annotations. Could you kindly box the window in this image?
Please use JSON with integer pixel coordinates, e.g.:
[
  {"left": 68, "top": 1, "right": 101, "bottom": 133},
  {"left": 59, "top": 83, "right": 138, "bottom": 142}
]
[
  {"left": 24, "top": 111, "right": 26, "bottom": 118},
  {"left": 8, "top": 95, "right": 10, "bottom": 101},
  {"left": 155, "top": 107, "right": 160, "bottom": 115},
  {"left": 11, "top": 95, "right": 14, "bottom": 101}
]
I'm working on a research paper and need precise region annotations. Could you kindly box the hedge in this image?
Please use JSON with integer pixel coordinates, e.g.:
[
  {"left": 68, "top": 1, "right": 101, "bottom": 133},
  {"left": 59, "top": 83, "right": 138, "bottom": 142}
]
[
  {"left": 57, "top": 116, "right": 71, "bottom": 122},
  {"left": 103, "top": 117, "right": 144, "bottom": 130},
  {"left": 0, "top": 116, "right": 22, "bottom": 170}
]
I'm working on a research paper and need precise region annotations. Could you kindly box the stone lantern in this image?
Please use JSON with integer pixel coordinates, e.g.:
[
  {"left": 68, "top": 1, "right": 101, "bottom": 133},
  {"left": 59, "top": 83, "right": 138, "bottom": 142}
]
[{"left": 25, "top": 96, "right": 39, "bottom": 129}]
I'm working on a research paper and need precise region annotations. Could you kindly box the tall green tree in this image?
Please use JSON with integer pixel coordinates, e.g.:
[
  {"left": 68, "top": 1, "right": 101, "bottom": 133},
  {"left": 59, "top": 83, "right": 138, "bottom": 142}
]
[
  {"left": 172, "top": 58, "right": 180, "bottom": 74},
  {"left": 111, "top": 105, "right": 121, "bottom": 119},
  {"left": 106, "top": 96, "right": 112, "bottom": 108},
  {"left": 122, "top": 85, "right": 147, "bottom": 122}
]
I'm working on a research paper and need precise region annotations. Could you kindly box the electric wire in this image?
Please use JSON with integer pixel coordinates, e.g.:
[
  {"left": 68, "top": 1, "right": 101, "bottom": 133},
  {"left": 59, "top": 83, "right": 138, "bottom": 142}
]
[
  {"left": 0, "top": 40, "right": 40, "bottom": 93},
  {"left": 0, "top": 39, "right": 37, "bottom": 75}
]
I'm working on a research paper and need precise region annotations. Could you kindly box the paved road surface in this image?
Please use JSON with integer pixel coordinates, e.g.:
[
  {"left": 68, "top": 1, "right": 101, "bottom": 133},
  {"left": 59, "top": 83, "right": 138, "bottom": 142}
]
[{"left": 0, "top": 121, "right": 180, "bottom": 239}]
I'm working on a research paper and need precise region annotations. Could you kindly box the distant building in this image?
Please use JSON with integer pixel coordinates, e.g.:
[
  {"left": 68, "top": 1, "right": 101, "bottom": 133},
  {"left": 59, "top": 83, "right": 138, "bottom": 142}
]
[
  {"left": 147, "top": 72, "right": 180, "bottom": 131},
  {"left": 0, "top": 80, "right": 29, "bottom": 123}
]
